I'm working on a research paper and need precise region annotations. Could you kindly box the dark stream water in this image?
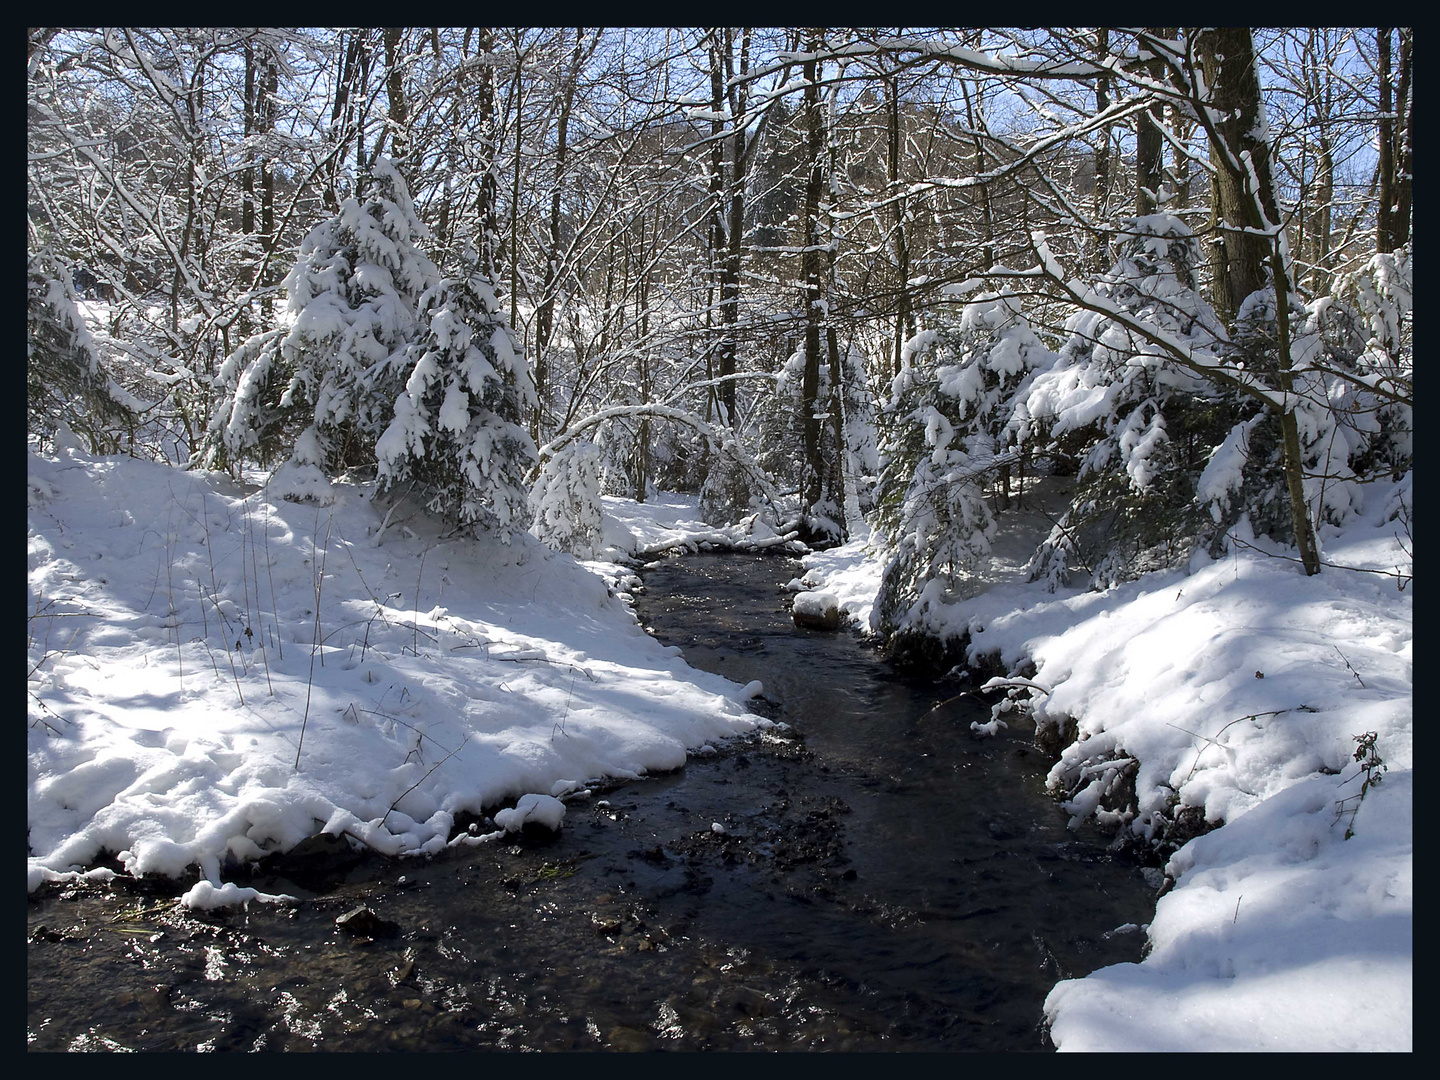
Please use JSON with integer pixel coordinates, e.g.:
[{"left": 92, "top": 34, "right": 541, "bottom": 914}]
[{"left": 28, "top": 553, "right": 1156, "bottom": 1052}]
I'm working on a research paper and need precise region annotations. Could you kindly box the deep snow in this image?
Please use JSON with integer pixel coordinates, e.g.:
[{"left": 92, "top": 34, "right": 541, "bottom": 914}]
[{"left": 27, "top": 447, "right": 767, "bottom": 897}]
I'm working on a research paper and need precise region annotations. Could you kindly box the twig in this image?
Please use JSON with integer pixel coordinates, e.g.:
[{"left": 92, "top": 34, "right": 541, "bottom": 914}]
[
  {"left": 262, "top": 496, "right": 282, "bottom": 660},
  {"left": 247, "top": 502, "right": 273, "bottom": 695},
  {"left": 553, "top": 669, "right": 578, "bottom": 740},
  {"left": 28, "top": 689, "right": 72, "bottom": 734},
  {"left": 333, "top": 521, "right": 396, "bottom": 663},
  {"left": 295, "top": 510, "right": 333, "bottom": 770},
  {"left": 1333, "top": 646, "right": 1366, "bottom": 689},
  {"left": 382, "top": 735, "right": 470, "bottom": 828},
  {"left": 1172, "top": 706, "right": 1316, "bottom": 784},
  {"left": 922, "top": 675, "right": 1049, "bottom": 718},
  {"left": 239, "top": 494, "right": 255, "bottom": 643},
  {"left": 190, "top": 636, "right": 223, "bottom": 679},
  {"left": 1034, "top": 506, "right": 1094, "bottom": 576},
  {"left": 163, "top": 510, "right": 182, "bottom": 689},
  {"left": 412, "top": 541, "right": 429, "bottom": 656}
]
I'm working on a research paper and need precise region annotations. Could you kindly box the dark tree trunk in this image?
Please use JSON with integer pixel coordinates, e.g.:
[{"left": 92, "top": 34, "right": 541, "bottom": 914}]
[
  {"left": 1377, "top": 29, "right": 1395, "bottom": 253},
  {"left": 799, "top": 42, "right": 824, "bottom": 519},
  {"left": 534, "top": 30, "right": 587, "bottom": 441},
  {"left": 1194, "top": 28, "right": 1320, "bottom": 576},
  {"left": 382, "top": 28, "right": 409, "bottom": 178},
  {"left": 1135, "top": 30, "right": 1169, "bottom": 215},
  {"left": 1393, "top": 29, "right": 1413, "bottom": 251},
  {"left": 1092, "top": 29, "right": 1112, "bottom": 270},
  {"left": 886, "top": 75, "right": 912, "bottom": 378},
  {"left": 1197, "top": 28, "right": 1277, "bottom": 324},
  {"left": 1378, "top": 28, "right": 1413, "bottom": 253}
]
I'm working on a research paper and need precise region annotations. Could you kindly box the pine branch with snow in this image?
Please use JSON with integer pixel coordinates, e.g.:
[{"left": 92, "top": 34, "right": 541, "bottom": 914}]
[{"left": 27, "top": 247, "right": 134, "bottom": 453}]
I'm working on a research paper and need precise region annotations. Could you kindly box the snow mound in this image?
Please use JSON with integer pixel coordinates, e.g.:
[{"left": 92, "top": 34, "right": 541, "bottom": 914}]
[
  {"left": 494, "top": 793, "right": 566, "bottom": 835},
  {"left": 27, "top": 451, "right": 762, "bottom": 892},
  {"left": 181, "top": 881, "right": 295, "bottom": 911}
]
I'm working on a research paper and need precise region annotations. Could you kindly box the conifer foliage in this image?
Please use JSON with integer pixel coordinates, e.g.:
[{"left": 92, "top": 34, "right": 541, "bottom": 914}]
[
  {"left": 204, "top": 158, "right": 536, "bottom": 538},
  {"left": 376, "top": 249, "right": 538, "bottom": 540},
  {"left": 27, "top": 248, "right": 133, "bottom": 453},
  {"left": 205, "top": 158, "right": 438, "bottom": 476},
  {"left": 871, "top": 288, "right": 1050, "bottom": 635}
]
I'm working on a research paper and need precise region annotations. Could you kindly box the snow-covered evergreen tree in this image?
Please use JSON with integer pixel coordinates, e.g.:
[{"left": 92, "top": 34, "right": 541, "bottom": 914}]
[
  {"left": 529, "top": 439, "right": 606, "bottom": 558},
  {"left": 1197, "top": 272, "right": 1406, "bottom": 541},
  {"left": 375, "top": 246, "right": 538, "bottom": 540},
  {"left": 203, "top": 158, "right": 439, "bottom": 476},
  {"left": 870, "top": 289, "right": 1050, "bottom": 635},
  {"left": 27, "top": 248, "right": 133, "bottom": 452},
  {"left": 698, "top": 427, "right": 764, "bottom": 527},
  {"left": 1018, "top": 215, "right": 1240, "bottom": 588},
  {"left": 1329, "top": 247, "right": 1412, "bottom": 484}
]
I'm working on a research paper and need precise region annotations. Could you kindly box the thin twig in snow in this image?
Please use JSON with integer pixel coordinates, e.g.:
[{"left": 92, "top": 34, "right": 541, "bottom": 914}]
[{"left": 383, "top": 735, "right": 471, "bottom": 829}]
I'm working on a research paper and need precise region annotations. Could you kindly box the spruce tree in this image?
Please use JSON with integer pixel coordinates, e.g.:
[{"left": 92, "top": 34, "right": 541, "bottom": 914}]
[
  {"left": 203, "top": 157, "right": 438, "bottom": 475},
  {"left": 376, "top": 246, "right": 538, "bottom": 541}
]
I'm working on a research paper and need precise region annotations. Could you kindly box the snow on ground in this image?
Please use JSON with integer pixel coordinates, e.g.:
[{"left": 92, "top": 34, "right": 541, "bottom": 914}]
[
  {"left": 799, "top": 479, "right": 1413, "bottom": 1052},
  {"left": 792, "top": 520, "right": 884, "bottom": 628},
  {"left": 27, "top": 443, "right": 1412, "bottom": 1049},
  {"left": 27, "top": 447, "right": 769, "bottom": 895}
]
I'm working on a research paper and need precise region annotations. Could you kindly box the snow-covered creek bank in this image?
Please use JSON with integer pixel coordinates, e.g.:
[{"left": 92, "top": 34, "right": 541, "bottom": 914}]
[{"left": 28, "top": 552, "right": 1156, "bottom": 1051}]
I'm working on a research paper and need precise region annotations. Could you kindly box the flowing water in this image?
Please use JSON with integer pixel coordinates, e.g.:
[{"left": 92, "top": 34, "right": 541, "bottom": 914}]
[{"left": 27, "top": 553, "right": 1157, "bottom": 1052}]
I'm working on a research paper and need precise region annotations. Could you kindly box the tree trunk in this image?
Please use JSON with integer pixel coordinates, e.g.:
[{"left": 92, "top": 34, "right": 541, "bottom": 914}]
[
  {"left": 886, "top": 75, "right": 912, "bottom": 378},
  {"left": 1092, "top": 29, "right": 1112, "bottom": 270},
  {"left": 1372, "top": 26, "right": 1413, "bottom": 254},
  {"left": 1388, "top": 28, "right": 1413, "bottom": 251},
  {"left": 1377, "top": 29, "right": 1395, "bottom": 253},
  {"left": 534, "top": 29, "right": 586, "bottom": 441},
  {"left": 1197, "top": 28, "right": 1276, "bottom": 323},
  {"left": 1308, "top": 47, "right": 1334, "bottom": 294},
  {"left": 382, "top": 28, "right": 409, "bottom": 179},
  {"left": 1194, "top": 28, "right": 1320, "bottom": 576},
  {"left": 1135, "top": 30, "right": 1169, "bottom": 214},
  {"left": 800, "top": 41, "right": 825, "bottom": 519}
]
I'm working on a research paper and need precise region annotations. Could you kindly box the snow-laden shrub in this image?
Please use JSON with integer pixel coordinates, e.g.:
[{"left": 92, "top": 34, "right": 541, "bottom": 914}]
[
  {"left": 202, "top": 157, "right": 439, "bottom": 474},
  {"left": 27, "top": 247, "right": 133, "bottom": 452},
  {"left": 871, "top": 288, "right": 1050, "bottom": 634},
  {"left": 530, "top": 440, "right": 605, "bottom": 559},
  {"left": 698, "top": 434, "right": 760, "bottom": 528},
  {"left": 376, "top": 248, "right": 537, "bottom": 541},
  {"left": 1018, "top": 215, "right": 1242, "bottom": 588},
  {"left": 1198, "top": 270, "right": 1409, "bottom": 541},
  {"left": 1329, "top": 248, "right": 1412, "bottom": 483},
  {"left": 755, "top": 344, "right": 852, "bottom": 543}
]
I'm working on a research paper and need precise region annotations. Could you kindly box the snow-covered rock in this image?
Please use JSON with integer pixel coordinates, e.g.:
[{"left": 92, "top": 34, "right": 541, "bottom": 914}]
[{"left": 791, "top": 590, "right": 841, "bottom": 631}]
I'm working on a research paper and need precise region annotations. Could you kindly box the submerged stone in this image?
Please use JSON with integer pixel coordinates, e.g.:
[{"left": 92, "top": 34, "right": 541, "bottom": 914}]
[{"left": 336, "top": 905, "right": 400, "bottom": 939}]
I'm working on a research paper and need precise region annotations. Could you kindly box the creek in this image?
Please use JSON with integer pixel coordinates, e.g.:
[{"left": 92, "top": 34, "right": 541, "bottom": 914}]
[{"left": 27, "top": 552, "right": 1156, "bottom": 1052}]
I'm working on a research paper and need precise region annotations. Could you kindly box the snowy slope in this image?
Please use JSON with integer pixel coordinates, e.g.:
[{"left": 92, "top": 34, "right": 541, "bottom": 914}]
[
  {"left": 27, "top": 446, "right": 763, "bottom": 893},
  {"left": 800, "top": 481, "right": 1413, "bottom": 1052}
]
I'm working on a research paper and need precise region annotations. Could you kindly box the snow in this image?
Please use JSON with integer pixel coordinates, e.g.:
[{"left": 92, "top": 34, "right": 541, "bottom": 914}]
[
  {"left": 26, "top": 440, "right": 1411, "bottom": 1049},
  {"left": 798, "top": 476, "right": 1412, "bottom": 1052},
  {"left": 28, "top": 446, "right": 768, "bottom": 902},
  {"left": 492, "top": 793, "right": 566, "bottom": 835},
  {"left": 181, "top": 880, "right": 295, "bottom": 911}
]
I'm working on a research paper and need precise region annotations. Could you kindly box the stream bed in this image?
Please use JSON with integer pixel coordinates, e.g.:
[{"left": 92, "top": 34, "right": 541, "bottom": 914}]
[{"left": 28, "top": 553, "right": 1157, "bottom": 1052}]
